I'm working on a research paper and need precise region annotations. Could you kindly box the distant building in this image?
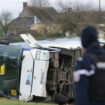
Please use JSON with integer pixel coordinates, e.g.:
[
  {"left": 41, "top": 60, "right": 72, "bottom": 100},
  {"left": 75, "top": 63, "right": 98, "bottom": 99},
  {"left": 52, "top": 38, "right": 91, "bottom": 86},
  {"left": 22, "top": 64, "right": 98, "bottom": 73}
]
[
  {"left": 9, "top": 2, "right": 61, "bottom": 36},
  {"left": 20, "top": 2, "right": 58, "bottom": 23},
  {"left": 98, "top": 30, "right": 105, "bottom": 40}
]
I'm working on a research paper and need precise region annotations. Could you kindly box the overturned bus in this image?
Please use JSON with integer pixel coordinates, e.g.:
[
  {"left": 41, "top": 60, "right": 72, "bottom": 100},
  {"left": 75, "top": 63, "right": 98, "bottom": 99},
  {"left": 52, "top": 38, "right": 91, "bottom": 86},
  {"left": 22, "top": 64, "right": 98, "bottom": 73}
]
[{"left": 0, "top": 34, "right": 82, "bottom": 104}]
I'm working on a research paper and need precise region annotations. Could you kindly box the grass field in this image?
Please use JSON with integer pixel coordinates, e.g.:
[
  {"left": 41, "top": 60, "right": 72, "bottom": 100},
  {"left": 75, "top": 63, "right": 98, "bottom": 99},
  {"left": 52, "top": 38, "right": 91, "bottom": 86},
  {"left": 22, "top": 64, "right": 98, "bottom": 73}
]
[{"left": 0, "top": 98, "right": 57, "bottom": 105}]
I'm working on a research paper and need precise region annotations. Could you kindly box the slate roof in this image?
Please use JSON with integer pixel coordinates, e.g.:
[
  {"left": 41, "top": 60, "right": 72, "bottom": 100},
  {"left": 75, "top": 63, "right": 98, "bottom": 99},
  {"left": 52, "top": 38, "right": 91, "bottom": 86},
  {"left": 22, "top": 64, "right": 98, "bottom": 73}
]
[
  {"left": 9, "top": 17, "right": 34, "bottom": 29},
  {"left": 19, "top": 6, "right": 58, "bottom": 23}
]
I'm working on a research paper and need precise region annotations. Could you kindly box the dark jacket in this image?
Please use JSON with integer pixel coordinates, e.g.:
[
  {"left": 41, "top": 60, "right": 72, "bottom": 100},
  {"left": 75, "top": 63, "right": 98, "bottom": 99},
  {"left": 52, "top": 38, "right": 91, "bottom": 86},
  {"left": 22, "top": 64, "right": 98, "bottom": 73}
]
[{"left": 74, "top": 42, "right": 105, "bottom": 105}]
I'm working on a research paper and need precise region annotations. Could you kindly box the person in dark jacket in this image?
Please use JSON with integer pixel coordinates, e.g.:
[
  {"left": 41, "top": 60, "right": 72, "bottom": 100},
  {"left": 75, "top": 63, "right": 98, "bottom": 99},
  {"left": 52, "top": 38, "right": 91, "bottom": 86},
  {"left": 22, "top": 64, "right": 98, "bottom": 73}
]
[{"left": 73, "top": 25, "right": 105, "bottom": 105}]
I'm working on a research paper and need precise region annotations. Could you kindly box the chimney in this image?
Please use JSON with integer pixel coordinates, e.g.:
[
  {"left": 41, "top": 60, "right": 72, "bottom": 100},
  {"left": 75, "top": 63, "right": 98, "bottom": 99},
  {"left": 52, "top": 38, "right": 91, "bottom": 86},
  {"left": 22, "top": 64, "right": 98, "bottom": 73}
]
[{"left": 23, "top": 2, "right": 27, "bottom": 9}]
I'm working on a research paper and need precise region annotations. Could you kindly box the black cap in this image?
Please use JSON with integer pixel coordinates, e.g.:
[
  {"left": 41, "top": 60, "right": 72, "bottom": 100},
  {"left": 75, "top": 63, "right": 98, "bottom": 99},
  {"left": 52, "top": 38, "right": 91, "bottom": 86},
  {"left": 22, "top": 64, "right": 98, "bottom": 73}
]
[{"left": 81, "top": 25, "right": 98, "bottom": 49}]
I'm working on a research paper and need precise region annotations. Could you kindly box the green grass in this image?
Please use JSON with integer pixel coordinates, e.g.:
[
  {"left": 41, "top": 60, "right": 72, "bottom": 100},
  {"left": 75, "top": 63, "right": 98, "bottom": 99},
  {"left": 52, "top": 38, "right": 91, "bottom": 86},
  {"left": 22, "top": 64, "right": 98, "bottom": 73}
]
[{"left": 0, "top": 98, "right": 57, "bottom": 105}]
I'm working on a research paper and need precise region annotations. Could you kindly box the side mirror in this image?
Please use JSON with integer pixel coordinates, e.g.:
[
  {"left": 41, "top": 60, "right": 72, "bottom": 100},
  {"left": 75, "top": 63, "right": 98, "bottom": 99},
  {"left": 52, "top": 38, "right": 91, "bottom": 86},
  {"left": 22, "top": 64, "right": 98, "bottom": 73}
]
[{"left": 0, "top": 40, "right": 9, "bottom": 45}]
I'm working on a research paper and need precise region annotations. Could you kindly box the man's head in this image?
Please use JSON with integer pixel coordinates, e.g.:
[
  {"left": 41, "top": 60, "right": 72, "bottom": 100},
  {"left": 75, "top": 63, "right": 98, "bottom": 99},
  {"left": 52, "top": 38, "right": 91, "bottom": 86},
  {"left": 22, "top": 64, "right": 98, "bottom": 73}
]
[{"left": 81, "top": 25, "right": 98, "bottom": 49}]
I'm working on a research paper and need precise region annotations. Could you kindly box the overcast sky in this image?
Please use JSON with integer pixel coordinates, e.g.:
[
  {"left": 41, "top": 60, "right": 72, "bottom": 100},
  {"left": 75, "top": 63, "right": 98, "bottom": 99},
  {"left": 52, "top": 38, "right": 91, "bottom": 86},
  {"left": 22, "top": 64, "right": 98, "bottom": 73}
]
[{"left": 0, "top": 0, "right": 104, "bottom": 18}]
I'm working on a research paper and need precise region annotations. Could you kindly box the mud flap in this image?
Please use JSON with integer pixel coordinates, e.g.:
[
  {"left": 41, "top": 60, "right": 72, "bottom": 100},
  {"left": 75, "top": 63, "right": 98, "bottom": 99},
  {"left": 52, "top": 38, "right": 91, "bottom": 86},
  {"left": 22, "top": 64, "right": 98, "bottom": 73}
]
[{"left": 54, "top": 94, "right": 68, "bottom": 104}]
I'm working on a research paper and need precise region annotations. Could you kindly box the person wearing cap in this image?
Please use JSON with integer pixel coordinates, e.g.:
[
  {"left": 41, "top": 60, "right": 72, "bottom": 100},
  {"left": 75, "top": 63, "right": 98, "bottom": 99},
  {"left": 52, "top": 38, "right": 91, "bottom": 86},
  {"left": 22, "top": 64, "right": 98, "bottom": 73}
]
[{"left": 73, "top": 25, "right": 105, "bottom": 105}]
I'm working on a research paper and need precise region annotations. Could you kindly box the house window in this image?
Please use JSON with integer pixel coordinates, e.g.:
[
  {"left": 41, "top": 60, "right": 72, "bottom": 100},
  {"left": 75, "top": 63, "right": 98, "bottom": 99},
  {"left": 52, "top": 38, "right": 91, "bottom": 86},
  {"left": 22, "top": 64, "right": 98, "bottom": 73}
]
[{"left": 34, "top": 16, "right": 40, "bottom": 24}]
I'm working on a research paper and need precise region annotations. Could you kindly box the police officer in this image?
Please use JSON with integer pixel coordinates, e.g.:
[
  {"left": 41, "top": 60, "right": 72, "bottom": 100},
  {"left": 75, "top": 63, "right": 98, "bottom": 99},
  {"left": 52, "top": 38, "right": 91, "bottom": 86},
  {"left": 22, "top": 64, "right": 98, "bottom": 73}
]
[{"left": 73, "top": 25, "right": 105, "bottom": 105}]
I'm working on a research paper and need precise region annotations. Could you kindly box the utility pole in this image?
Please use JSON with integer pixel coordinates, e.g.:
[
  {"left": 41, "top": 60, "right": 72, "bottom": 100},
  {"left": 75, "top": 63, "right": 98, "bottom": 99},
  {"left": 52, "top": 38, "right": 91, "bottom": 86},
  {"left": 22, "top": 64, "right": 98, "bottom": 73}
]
[
  {"left": 99, "top": 0, "right": 101, "bottom": 12},
  {"left": 99, "top": 0, "right": 101, "bottom": 23}
]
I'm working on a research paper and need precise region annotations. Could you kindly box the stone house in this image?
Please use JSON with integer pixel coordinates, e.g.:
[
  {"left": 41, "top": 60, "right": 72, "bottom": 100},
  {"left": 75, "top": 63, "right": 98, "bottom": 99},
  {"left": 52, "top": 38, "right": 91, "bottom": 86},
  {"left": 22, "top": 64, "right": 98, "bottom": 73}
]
[{"left": 9, "top": 2, "right": 61, "bottom": 36}]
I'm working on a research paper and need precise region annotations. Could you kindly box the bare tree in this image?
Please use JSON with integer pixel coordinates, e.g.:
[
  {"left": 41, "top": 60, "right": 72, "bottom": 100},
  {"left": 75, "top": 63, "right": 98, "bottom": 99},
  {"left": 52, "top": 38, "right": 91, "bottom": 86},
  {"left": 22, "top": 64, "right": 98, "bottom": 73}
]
[
  {"left": 0, "top": 11, "right": 13, "bottom": 34},
  {"left": 57, "top": 1, "right": 85, "bottom": 35},
  {"left": 56, "top": 1, "right": 71, "bottom": 12},
  {"left": 57, "top": 0, "right": 105, "bottom": 36},
  {"left": 30, "top": 0, "right": 50, "bottom": 7}
]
